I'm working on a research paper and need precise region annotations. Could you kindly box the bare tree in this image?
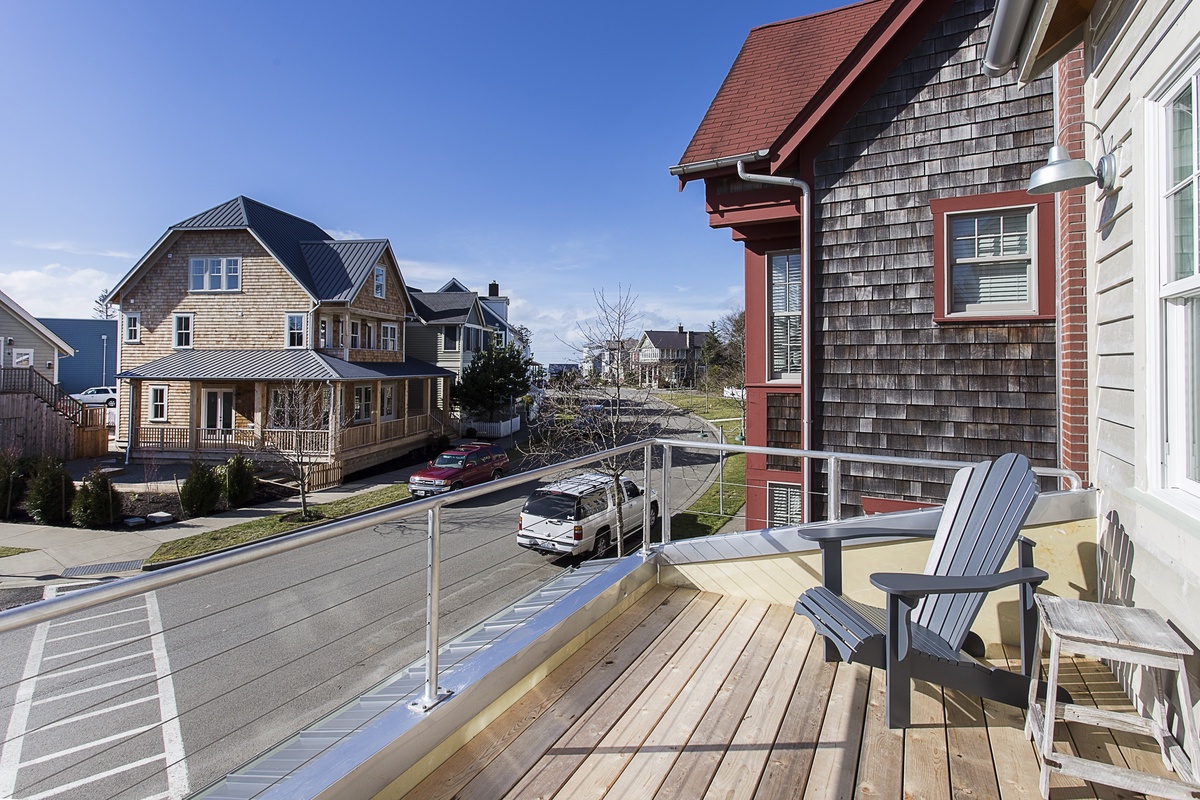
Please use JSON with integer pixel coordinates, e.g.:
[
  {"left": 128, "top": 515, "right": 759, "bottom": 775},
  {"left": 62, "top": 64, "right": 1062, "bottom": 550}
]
[
  {"left": 257, "top": 379, "right": 341, "bottom": 519},
  {"left": 93, "top": 289, "right": 116, "bottom": 320},
  {"left": 521, "top": 286, "right": 669, "bottom": 556},
  {"left": 717, "top": 308, "right": 746, "bottom": 434}
]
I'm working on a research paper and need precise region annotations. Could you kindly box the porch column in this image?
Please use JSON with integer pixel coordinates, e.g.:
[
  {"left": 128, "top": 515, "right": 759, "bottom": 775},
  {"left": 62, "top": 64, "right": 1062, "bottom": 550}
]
[
  {"left": 189, "top": 384, "right": 199, "bottom": 451},
  {"left": 402, "top": 379, "right": 410, "bottom": 436},
  {"left": 254, "top": 382, "right": 266, "bottom": 448},
  {"left": 329, "top": 383, "right": 340, "bottom": 454},
  {"left": 373, "top": 380, "right": 382, "bottom": 441}
]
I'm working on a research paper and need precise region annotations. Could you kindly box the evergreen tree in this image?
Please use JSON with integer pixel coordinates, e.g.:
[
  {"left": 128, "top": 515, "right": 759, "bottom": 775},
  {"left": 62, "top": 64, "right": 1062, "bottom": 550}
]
[{"left": 454, "top": 343, "right": 534, "bottom": 422}]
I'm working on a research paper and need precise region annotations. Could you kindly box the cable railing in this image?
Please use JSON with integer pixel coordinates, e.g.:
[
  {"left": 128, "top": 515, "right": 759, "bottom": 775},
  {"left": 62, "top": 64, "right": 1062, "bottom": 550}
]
[{"left": 0, "top": 440, "right": 1084, "bottom": 799}]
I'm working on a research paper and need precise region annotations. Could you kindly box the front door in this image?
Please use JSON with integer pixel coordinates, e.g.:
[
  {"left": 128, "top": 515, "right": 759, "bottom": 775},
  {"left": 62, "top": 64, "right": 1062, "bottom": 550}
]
[{"left": 203, "top": 389, "right": 234, "bottom": 441}]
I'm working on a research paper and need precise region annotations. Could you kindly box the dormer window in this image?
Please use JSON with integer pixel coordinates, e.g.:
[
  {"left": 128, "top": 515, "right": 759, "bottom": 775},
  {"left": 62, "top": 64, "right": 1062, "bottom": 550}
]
[
  {"left": 189, "top": 257, "right": 241, "bottom": 292},
  {"left": 374, "top": 266, "right": 386, "bottom": 298}
]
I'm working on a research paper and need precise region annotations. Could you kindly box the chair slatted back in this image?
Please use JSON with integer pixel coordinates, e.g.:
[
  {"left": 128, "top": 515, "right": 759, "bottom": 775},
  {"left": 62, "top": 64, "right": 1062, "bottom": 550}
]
[{"left": 913, "top": 453, "right": 1039, "bottom": 650}]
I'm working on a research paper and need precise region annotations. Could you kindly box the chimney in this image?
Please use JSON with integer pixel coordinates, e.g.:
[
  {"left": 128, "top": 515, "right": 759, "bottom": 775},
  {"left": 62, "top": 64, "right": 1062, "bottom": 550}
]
[
  {"left": 489, "top": 281, "right": 500, "bottom": 297},
  {"left": 677, "top": 323, "right": 684, "bottom": 334}
]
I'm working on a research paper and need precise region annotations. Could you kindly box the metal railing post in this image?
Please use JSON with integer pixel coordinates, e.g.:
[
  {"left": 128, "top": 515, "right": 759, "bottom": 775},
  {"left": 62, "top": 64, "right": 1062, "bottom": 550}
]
[
  {"left": 642, "top": 442, "right": 653, "bottom": 554},
  {"left": 413, "top": 505, "right": 450, "bottom": 711},
  {"left": 827, "top": 455, "right": 842, "bottom": 522},
  {"left": 661, "top": 443, "right": 672, "bottom": 545}
]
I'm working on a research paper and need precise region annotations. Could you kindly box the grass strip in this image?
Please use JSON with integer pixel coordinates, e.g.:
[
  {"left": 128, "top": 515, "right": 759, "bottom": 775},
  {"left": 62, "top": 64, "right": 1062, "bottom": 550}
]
[
  {"left": 0, "top": 546, "right": 33, "bottom": 559},
  {"left": 669, "top": 453, "right": 746, "bottom": 539},
  {"left": 146, "top": 483, "right": 411, "bottom": 564}
]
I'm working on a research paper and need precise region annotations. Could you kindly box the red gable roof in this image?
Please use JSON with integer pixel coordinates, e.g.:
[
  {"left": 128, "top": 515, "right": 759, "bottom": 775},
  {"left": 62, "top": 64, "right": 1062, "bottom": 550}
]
[{"left": 677, "top": 0, "right": 902, "bottom": 169}]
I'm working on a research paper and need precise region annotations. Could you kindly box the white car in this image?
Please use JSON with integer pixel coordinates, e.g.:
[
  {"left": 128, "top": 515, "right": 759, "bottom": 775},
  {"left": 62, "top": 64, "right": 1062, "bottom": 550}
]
[
  {"left": 517, "top": 472, "right": 658, "bottom": 557},
  {"left": 71, "top": 386, "right": 118, "bottom": 407}
]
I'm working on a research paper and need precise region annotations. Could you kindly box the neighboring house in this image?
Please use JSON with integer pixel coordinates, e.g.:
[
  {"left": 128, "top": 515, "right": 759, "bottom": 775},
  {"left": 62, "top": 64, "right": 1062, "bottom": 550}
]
[
  {"left": 405, "top": 286, "right": 495, "bottom": 403},
  {"left": 0, "top": 288, "right": 73, "bottom": 382},
  {"left": 583, "top": 338, "right": 637, "bottom": 383},
  {"left": 672, "top": 0, "right": 1079, "bottom": 526},
  {"left": 109, "top": 196, "right": 455, "bottom": 488},
  {"left": 988, "top": 0, "right": 1200, "bottom": 674},
  {"left": 39, "top": 318, "right": 118, "bottom": 394},
  {"left": 0, "top": 290, "right": 108, "bottom": 459},
  {"left": 636, "top": 327, "right": 708, "bottom": 388}
]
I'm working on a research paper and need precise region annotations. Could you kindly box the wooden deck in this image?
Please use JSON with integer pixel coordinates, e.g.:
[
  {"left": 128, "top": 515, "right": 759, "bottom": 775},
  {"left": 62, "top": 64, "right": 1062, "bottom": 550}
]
[{"left": 407, "top": 585, "right": 1179, "bottom": 799}]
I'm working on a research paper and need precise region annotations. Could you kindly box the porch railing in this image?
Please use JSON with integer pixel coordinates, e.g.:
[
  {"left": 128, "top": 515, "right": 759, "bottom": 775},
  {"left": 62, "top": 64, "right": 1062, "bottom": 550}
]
[
  {"left": 0, "top": 440, "right": 1088, "bottom": 800},
  {"left": 0, "top": 367, "right": 105, "bottom": 427},
  {"left": 262, "top": 428, "right": 329, "bottom": 453}
]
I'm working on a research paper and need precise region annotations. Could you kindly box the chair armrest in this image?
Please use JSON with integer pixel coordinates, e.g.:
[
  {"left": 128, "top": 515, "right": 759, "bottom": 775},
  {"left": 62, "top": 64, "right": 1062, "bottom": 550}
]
[
  {"left": 870, "top": 567, "right": 1049, "bottom": 599},
  {"left": 797, "top": 521, "right": 938, "bottom": 543}
]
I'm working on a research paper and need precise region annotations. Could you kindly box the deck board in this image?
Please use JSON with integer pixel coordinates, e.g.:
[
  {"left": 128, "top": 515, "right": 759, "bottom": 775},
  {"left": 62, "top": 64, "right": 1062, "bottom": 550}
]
[{"left": 408, "top": 593, "right": 1169, "bottom": 800}]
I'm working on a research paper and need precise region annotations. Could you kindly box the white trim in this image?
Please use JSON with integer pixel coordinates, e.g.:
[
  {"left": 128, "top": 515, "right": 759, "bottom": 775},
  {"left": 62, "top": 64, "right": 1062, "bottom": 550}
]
[
  {"left": 148, "top": 385, "right": 168, "bottom": 422},
  {"left": 172, "top": 313, "right": 194, "bottom": 349},
  {"left": 188, "top": 256, "right": 241, "bottom": 293},
  {"left": 285, "top": 312, "right": 306, "bottom": 349},
  {"left": 10, "top": 348, "right": 33, "bottom": 369},
  {"left": 123, "top": 312, "right": 141, "bottom": 344}
]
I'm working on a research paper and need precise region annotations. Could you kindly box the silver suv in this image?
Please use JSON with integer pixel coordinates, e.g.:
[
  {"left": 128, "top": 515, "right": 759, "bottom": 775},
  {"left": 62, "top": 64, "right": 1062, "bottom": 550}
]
[{"left": 517, "top": 473, "right": 658, "bottom": 557}]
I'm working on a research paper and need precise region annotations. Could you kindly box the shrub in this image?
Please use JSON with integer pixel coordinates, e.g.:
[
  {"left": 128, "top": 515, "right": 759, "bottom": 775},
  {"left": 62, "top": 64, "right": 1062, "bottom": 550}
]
[
  {"left": 179, "top": 459, "right": 222, "bottom": 518},
  {"left": 71, "top": 467, "right": 124, "bottom": 528},
  {"left": 0, "top": 450, "right": 32, "bottom": 520},
  {"left": 222, "top": 452, "right": 257, "bottom": 508},
  {"left": 464, "top": 426, "right": 477, "bottom": 438},
  {"left": 25, "top": 458, "right": 76, "bottom": 526}
]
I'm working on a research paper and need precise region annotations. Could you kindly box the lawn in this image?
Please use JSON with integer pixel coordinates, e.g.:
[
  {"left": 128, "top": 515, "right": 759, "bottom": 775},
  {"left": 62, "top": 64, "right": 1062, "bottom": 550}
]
[
  {"left": 0, "top": 546, "right": 32, "bottom": 559},
  {"left": 656, "top": 389, "right": 748, "bottom": 538},
  {"left": 146, "top": 483, "right": 411, "bottom": 564}
]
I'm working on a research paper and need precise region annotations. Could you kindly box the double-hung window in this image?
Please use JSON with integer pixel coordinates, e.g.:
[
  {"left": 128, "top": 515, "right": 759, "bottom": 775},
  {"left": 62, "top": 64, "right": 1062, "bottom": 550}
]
[
  {"left": 285, "top": 313, "right": 306, "bottom": 348},
  {"left": 444, "top": 326, "right": 459, "bottom": 351},
  {"left": 768, "top": 251, "right": 803, "bottom": 380},
  {"left": 149, "top": 386, "right": 168, "bottom": 422},
  {"left": 381, "top": 324, "right": 398, "bottom": 351},
  {"left": 931, "top": 191, "right": 1054, "bottom": 322},
  {"left": 1160, "top": 67, "right": 1200, "bottom": 498},
  {"left": 124, "top": 312, "right": 140, "bottom": 343},
  {"left": 353, "top": 385, "right": 373, "bottom": 423},
  {"left": 767, "top": 482, "right": 804, "bottom": 526},
  {"left": 374, "top": 266, "right": 386, "bottom": 298},
  {"left": 189, "top": 257, "right": 240, "bottom": 292},
  {"left": 349, "top": 321, "right": 360, "bottom": 349},
  {"left": 174, "top": 314, "right": 193, "bottom": 349}
]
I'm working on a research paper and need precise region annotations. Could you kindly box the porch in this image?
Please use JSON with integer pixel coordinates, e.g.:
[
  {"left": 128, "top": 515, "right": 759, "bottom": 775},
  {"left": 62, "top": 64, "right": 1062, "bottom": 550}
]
[{"left": 406, "top": 587, "right": 1177, "bottom": 799}]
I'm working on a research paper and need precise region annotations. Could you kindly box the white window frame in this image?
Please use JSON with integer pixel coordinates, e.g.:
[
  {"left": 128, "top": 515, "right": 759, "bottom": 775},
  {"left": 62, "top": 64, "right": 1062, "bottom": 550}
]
[
  {"left": 11, "top": 348, "right": 33, "bottom": 369},
  {"left": 189, "top": 256, "right": 241, "bottom": 292},
  {"left": 173, "top": 313, "right": 194, "bottom": 349},
  {"left": 124, "top": 312, "right": 141, "bottom": 343},
  {"left": 148, "top": 385, "right": 168, "bottom": 422},
  {"left": 285, "top": 313, "right": 306, "bottom": 348},
  {"left": 352, "top": 384, "right": 373, "bottom": 423},
  {"left": 1153, "top": 60, "right": 1200, "bottom": 503},
  {"left": 374, "top": 265, "right": 386, "bottom": 298},
  {"left": 767, "top": 250, "right": 803, "bottom": 381},
  {"left": 381, "top": 323, "right": 398, "bottom": 351},
  {"left": 349, "top": 320, "right": 360, "bottom": 349},
  {"left": 943, "top": 205, "right": 1038, "bottom": 317}
]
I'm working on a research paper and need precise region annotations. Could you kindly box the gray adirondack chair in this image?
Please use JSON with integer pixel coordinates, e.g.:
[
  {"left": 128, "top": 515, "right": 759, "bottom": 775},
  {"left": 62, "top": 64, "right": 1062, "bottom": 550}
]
[{"left": 794, "top": 453, "right": 1047, "bottom": 729}]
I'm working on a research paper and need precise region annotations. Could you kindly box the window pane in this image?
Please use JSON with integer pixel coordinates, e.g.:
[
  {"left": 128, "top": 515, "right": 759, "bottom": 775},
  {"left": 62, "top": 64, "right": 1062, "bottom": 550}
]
[
  {"left": 226, "top": 259, "right": 240, "bottom": 290},
  {"left": 190, "top": 259, "right": 205, "bottom": 290},
  {"left": 1171, "top": 84, "right": 1194, "bottom": 186},
  {"left": 1171, "top": 182, "right": 1196, "bottom": 281}
]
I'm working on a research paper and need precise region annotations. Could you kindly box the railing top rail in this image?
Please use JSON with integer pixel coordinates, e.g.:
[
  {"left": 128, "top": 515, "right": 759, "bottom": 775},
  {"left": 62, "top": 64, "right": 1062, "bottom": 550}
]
[{"left": 0, "top": 438, "right": 1083, "bottom": 633}]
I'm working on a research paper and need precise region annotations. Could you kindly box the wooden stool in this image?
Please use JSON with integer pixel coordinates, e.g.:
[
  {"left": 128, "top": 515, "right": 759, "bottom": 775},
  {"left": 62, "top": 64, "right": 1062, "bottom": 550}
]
[{"left": 1027, "top": 595, "right": 1200, "bottom": 799}]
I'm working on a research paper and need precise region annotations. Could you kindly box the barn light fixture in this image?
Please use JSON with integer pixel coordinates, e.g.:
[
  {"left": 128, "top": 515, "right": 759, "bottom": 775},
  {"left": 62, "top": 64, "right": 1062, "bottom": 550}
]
[{"left": 1028, "top": 120, "right": 1117, "bottom": 195}]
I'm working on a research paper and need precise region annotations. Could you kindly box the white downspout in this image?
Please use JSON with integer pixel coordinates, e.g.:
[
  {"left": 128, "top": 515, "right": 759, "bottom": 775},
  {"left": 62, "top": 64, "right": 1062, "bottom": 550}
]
[{"left": 737, "top": 160, "right": 815, "bottom": 522}]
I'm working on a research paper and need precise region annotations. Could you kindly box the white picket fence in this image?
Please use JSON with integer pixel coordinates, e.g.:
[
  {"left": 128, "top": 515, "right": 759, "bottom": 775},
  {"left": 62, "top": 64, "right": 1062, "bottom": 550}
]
[{"left": 467, "top": 416, "right": 522, "bottom": 439}]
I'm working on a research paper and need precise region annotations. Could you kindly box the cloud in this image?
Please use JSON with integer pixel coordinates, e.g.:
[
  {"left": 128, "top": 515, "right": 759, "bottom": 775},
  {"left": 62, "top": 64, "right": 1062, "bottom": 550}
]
[
  {"left": 0, "top": 263, "right": 117, "bottom": 318},
  {"left": 325, "top": 229, "right": 365, "bottom": 241},
  {"left": 14, "top": 240, "right": 137, "bottom": 260}
]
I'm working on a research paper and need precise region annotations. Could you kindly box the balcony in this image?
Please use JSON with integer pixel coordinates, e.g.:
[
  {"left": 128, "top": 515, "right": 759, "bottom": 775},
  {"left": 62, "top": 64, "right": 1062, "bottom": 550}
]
[{"left": 0, "top": 440, "right": 1130, "bottom": 800}]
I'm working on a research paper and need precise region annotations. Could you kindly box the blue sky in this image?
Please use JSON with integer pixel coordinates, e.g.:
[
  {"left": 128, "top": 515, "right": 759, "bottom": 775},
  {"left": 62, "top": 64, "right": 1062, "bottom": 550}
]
[{"left": 0, "top": 0, "right": 833, "bottom": 364}]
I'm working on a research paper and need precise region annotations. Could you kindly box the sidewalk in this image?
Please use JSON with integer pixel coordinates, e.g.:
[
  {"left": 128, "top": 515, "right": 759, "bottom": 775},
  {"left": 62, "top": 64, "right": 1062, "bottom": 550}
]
[{"left": 0, "top": 457, "right": 430, "bottom": 590}]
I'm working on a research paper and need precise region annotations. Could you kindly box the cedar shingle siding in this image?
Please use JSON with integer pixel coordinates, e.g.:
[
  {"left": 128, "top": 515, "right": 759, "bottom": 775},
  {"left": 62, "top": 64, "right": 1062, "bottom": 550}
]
[{"left": 809, "top": 0, "right": 1057, "bottom": 511}]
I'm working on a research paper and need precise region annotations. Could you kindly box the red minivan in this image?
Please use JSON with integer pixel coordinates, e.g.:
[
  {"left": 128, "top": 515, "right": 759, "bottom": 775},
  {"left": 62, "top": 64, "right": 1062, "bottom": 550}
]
[{"left": 407, "top": 443, "right": 510, "bottom": 497}]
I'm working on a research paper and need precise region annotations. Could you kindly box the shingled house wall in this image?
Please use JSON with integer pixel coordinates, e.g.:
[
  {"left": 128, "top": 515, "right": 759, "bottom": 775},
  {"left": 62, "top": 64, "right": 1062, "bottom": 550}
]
[{"left": 804, "top": 0, "right": 1058, "bottom": 514}]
